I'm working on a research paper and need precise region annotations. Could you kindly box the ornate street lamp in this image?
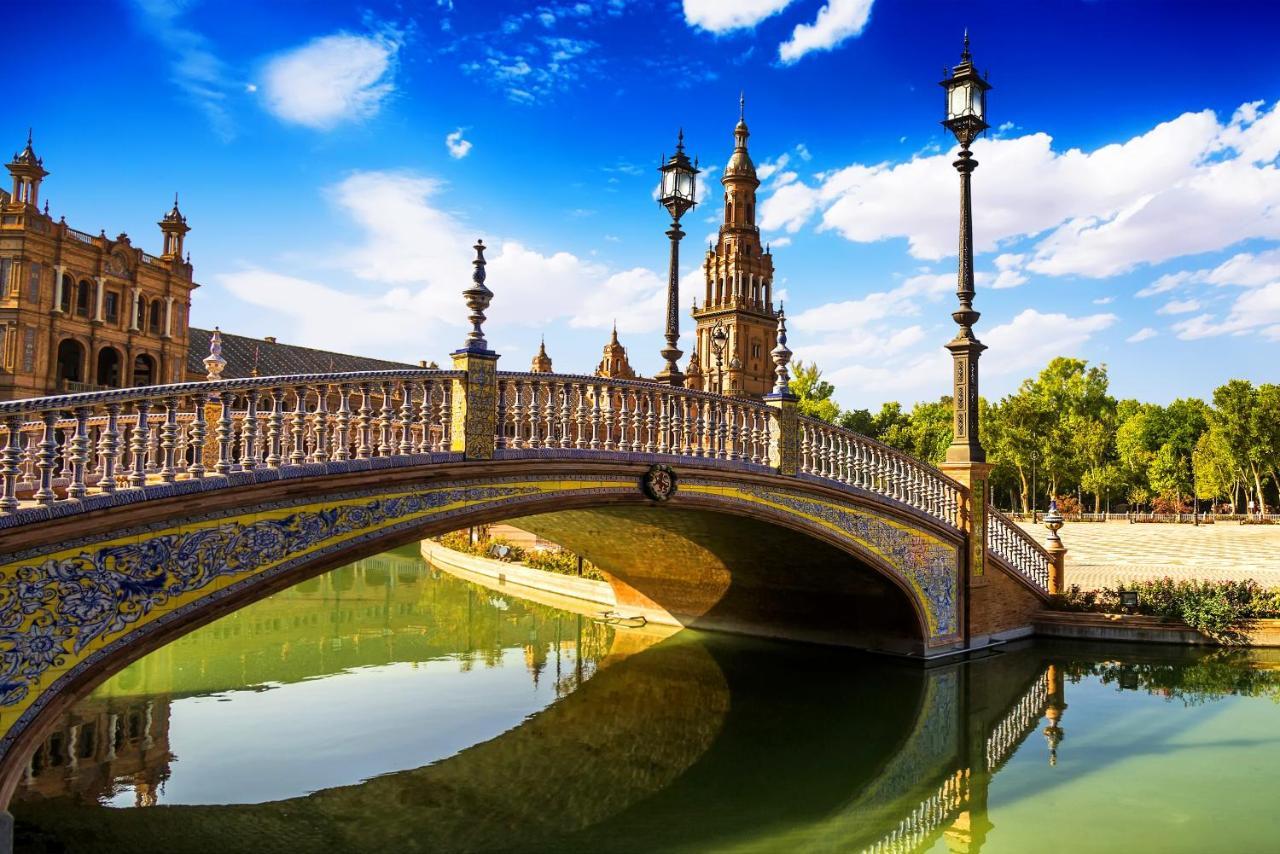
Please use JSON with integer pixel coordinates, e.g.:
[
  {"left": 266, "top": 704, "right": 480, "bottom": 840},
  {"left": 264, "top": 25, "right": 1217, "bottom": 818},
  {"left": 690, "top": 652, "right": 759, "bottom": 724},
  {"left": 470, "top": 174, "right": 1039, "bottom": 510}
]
[
  {"left": 711, "top": 319, "right": 728, "bottom": 394},
  {"left": 941, "top": 32, "right": 992, "bottom": 464},
  {"left": 655, "top": 130, "right": 699, "bottom": 386}
]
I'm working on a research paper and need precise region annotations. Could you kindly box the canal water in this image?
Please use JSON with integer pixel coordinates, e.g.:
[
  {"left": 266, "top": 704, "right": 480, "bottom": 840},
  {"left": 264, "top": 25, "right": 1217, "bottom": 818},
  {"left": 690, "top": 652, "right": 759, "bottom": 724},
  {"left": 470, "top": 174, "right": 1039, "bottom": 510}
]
[{"left": 12, "top": 546, "right": 1280, "bottom": 853}]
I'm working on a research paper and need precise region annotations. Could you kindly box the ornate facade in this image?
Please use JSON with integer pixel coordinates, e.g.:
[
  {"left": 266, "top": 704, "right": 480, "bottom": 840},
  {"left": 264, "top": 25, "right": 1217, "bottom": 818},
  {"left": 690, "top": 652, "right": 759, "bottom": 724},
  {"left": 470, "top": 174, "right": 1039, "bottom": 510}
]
[
  {"left": 594, "top": 323, "right": 637, "bottom": 380},
  {"left": 0, "top": 134, "right": 198, "bottom": 400},
  {"left": 687, "top": 103, "right": 779, "bottom": 399}
]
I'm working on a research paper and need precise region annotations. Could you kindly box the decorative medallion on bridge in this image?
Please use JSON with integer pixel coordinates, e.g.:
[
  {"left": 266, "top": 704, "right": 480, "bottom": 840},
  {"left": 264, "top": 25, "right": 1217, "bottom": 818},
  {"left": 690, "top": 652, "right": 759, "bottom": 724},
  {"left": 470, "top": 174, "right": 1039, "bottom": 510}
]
[{"left": 642, "top": 464, "right": 678, "bottom": 502}]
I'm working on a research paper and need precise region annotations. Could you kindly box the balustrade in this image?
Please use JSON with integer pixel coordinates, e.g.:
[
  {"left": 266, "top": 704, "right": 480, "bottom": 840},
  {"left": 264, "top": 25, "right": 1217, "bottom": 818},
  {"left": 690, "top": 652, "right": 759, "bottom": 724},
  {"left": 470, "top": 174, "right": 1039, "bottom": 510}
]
[
  {"left": 797, "top": 416, "right": 960, "bottom": 529},
  {"left": 986, "top": 507, "right": 1051, "bottom": 592},
  {"left": 0, "top": 371, "right": 458, "bottom": 513}
]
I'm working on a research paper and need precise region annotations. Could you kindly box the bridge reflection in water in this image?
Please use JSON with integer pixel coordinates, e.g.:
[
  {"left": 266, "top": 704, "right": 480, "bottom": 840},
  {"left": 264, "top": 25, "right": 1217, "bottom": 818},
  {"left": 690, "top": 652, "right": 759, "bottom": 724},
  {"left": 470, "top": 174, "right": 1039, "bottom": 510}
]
[{"left": 11, "top": 548, "right": 1066, "bottom": 852}]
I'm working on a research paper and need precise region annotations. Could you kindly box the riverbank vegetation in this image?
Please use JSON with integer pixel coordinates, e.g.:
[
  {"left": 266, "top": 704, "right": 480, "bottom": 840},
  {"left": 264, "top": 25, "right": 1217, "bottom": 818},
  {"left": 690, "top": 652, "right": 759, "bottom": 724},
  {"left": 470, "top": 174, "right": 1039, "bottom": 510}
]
[
  {"left": 791, "top": 358, "right": 1280, "bottom": 515},
  {"left": 434, "top": 531, "right": 607, "bottom": 581},
  {"left": 1053, "top": 579, "right": 1280, "bottom": 636}
]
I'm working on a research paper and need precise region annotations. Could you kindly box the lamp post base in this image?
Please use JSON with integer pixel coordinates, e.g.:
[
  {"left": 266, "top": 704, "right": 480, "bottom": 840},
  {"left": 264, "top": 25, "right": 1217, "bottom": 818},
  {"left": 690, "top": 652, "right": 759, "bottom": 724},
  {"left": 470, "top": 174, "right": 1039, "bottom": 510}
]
[{"left": 653, "top": 368, "right": 686, "bottom": 387}]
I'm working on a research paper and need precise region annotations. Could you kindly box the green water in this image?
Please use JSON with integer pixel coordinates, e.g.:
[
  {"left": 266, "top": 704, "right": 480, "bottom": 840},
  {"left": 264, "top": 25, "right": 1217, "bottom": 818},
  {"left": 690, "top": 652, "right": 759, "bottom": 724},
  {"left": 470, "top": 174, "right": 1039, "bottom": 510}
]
[{"left": 12, "top": 546, "right": 1280, "bottom": 853}]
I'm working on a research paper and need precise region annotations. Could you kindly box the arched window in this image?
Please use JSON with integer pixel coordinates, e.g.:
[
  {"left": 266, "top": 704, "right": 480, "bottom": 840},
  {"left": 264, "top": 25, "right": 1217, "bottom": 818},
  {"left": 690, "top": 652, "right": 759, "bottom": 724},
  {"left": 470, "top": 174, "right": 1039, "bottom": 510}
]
[
  {"left": 55, "top": 339, "right": 85, "bottom": 387},
  {"left": 59, "top": 275, "right": 73, "bottom": 312},
  {"left": 96, "top": 347, "right": 122, "bottom": 388},
  {"left": 132, "top": 353, "right": 156, "bottom": 387},
  {"left": 75, "top": 280, "right": 91, "bottom": 316},
  {"left": 148, "top": 299, "right": 163, "bottom": 334}
]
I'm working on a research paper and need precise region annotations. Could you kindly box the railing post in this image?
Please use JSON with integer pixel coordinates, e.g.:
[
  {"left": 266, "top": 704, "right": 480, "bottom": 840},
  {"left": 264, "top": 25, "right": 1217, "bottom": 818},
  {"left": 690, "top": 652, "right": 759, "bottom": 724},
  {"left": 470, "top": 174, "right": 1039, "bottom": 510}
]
[
  {"left": 451, "top": 239, "right": 498, "bottom": 460},
  {"left": 1044, "top": 502, "right": 1067, "bottom": 595},
  {"left": 764, "top": 395, "right": 798, "bottom": 475},
  {"left": 764, "top": 307, "right": 798, "bottom": 475}
]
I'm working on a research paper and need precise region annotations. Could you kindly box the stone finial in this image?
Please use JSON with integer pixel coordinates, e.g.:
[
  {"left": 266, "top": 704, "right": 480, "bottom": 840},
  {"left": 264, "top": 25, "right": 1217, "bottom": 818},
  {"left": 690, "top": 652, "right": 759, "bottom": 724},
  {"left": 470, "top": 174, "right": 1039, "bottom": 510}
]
[
  {"left": 203, "top": 326, "right": 227, "bottom": 380},
  {"left": 461, "top": 239, "right": 493, "bottom": 352},
  {"left": 770, "top": 306, "right": 793, "bottom": 396},
  {"left": 1044, "top": 498, "right": 1065, "bottom": 544}
]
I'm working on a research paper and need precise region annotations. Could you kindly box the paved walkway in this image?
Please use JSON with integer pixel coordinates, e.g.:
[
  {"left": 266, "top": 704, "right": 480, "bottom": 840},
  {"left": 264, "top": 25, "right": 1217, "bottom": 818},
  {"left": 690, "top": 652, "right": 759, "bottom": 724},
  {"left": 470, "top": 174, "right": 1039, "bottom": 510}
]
[{"left": 1015, "top": 519, "right": 1280, "bottom": 590}]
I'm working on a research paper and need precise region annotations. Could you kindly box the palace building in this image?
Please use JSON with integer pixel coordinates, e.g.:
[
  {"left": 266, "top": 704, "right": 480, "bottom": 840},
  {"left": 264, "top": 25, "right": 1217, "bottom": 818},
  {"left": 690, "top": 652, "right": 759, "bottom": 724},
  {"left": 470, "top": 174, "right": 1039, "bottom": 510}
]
[
  {"left": 687, "top": 102, "right": 780, "bottom": 399},
  {"left": 0, "top": 133, "right": 418, "bottom": 401},
  {"left": 0, "top": 134, "right": 198, "bottom": 400}
]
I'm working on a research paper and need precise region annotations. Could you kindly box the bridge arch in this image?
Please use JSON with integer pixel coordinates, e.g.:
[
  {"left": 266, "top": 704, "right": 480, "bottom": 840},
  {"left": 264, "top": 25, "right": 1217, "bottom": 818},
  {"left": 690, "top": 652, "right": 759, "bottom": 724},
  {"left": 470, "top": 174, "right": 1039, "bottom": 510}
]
[{"left": 0, "top": 459, "right": 963, "bottom": 802}]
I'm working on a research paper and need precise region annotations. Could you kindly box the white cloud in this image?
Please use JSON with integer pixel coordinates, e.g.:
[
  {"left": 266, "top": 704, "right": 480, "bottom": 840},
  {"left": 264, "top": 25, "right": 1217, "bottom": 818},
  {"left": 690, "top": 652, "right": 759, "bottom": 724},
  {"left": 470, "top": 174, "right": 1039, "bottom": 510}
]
[
  {"left": 446, "top": 128, "right": 472, "bottom": 159},
  {"left": 261, "top": 32, "right": 401, "bottom": 129},
  {"left": 982, "top": 309, "right": 1118, "bottom": 376},
  {"left": 1172, "top": 283, "right": 1280, "bottom": 340},
  {"left": 991, "top": 253, "right": 1027, "bottom": 289},
  {"left": 1092, "top": 296, "right": 1115, "bottom": 305},
  {"left": 759, "top": 100, "right": 1280, "bottom": 282},
  {"left": 215, "top": 170, "right": 673, "bottom": 364},
  {"left": 1157, "top": 298, "right": 1201, "bottom": 315},
  {"left": 794, "top": 143, "right": 812, "bottom": 161},
  {"left": 778, "top": 0, "right": 875, "bottom": 63},
  {"left": 682, "top": 0, "right": 795, "bottom": 32},
  {"left": 1126, "top": 327, "right": 1158, "bottom": 343}
]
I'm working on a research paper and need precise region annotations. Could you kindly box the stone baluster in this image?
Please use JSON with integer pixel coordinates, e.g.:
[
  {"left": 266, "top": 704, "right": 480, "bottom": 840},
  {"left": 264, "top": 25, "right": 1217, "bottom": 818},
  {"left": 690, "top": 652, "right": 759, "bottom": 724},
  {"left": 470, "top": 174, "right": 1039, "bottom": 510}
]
[
  {"left": 416, "top": 381, "right": 434, "bottom": 454},
  {"left": 312, "top": 384, "right": 330, "bottom": 462},
  {"left": 240, "top": 391, "right": 260, "bottom": 471},
  {"left": 265, "top": 388, "right": 285, "bottom": 468},
  {"left": 524, "top": 381, "right": 539, "bottom": 449},
  {"left": 356, "top": 384, "right": 373, "bottom": 459},
  {"left": 438, "top": 384, "right": 452, "bottom": 450},
  {"left": 680, "top": 396, "right": 693, "bottom": 456},
  {"left": 334, "top": 385, "right": 352, "bottom": 461},
  {"left": 656, "top": 392, "right": 669, "bottom": 455},
  {"left": 215, "top": 392, "right": 234, "bottom": 475},
  {"left": 127, "top": 402, "right": 151, "bottom": 488},
  {"left": 549, "top": 382, "right": 564, "bottom": 449},
  {"left": 715, "top": 401, "right": 728, "bottom": 460},
  {"left": 506, "top": 380, "right": 521, "bottom": 449},
  {"left": 495, "top": 379, "right": 510, "bottom": 450},
  {"left": 572, "top": 383, "right": 587, "bottom": 450},
  {"left": 0, "top": 417, "right": 23, "bottom": 513},
  {"left": 287, "top": 388, "right": 306, "bottom": 465},
  {"left": 158, "top": 397, "right": 179, "bottom": 483},
  {"left": 144, "top": 418, "right": 160, "bottom": 475},
  {"left": 377, "top": 382, "right": 394, "bottom": 457},
  {"left": 397, "top": 382, "right": 415, "bottom": 456},
  {"left": 188, "top": 395, "right": 207, "bottom": 478},
  {"left": 67, "top": 408, "right": 90, "bottom": 498},
  {"left": 97, "top": 404, "right": 121, "bottom": 491},
  {"left": 603, "top": 386, "right": 617, "bottom": 452}
]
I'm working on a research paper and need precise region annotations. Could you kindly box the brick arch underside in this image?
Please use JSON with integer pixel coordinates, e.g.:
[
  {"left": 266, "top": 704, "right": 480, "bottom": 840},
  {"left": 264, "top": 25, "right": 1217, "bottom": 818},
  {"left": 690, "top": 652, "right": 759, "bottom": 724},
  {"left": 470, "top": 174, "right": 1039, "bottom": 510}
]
[
  {"left": 0, "top": 465, "right": 961, "bottom": 804},
  {"left": 512, "top": 507, "right": 930, "bottom": 655}
]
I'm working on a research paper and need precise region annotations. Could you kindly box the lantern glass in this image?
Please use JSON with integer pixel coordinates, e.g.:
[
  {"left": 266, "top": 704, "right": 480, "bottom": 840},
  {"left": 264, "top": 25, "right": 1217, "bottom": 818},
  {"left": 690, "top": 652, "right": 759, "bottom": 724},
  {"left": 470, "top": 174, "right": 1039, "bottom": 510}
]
[
  {"left": 677, "top": 169, "right": 694, "bottom": 200},
  {"left": 948, "top": 83, "right": 968, "bottom": 120}
]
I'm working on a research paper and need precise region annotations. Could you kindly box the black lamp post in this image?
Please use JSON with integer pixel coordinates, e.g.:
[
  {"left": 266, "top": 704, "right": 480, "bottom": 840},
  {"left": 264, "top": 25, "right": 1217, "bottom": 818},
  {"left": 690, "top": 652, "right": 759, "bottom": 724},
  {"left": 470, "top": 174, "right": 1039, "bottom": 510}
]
[
  {"left": 655, "top": 131, "right": 699, "bottom": 386},
  {"left": 711, "top": 319, "right": 728, "bottom": 394},
  {"left": 941, "top": 32, "right": 992, "bottom": 465}
]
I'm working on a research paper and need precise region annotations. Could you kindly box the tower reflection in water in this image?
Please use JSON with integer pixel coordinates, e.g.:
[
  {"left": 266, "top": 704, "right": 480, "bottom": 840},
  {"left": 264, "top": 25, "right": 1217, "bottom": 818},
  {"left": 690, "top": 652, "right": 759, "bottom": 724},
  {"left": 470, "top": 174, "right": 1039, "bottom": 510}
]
[{"left": 15, "top": 546, "right": 1280, "bottom": 854}]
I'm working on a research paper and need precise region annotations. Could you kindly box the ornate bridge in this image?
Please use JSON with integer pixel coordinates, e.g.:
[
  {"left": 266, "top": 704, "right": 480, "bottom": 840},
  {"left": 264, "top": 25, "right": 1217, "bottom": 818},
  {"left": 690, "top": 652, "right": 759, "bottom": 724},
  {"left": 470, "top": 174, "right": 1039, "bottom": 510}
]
[{"left": 0, "top": 269, "right": 1063, "bottom": 817}]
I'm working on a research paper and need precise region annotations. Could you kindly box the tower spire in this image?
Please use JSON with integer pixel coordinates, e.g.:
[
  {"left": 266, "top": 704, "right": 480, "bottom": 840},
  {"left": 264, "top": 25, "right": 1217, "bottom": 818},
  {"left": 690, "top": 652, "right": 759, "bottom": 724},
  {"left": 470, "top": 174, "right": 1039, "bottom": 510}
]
[{"left": 739, "top": 91, "right": 745, "bottom": 122}]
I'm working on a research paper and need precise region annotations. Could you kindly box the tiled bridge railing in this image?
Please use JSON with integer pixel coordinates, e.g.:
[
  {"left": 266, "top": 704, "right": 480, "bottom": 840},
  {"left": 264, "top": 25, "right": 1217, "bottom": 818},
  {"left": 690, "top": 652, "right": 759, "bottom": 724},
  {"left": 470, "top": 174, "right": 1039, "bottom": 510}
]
[{"left": 0, "top": 369, "right": 1053, "bottom": 595}]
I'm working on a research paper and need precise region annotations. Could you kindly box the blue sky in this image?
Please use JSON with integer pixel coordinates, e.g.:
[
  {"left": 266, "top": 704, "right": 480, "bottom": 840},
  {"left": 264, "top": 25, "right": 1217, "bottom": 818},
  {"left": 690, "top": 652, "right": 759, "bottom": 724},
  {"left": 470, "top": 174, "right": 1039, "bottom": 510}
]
[{"left": 11, "top": 0, "right": 1280, "bottom": 408}]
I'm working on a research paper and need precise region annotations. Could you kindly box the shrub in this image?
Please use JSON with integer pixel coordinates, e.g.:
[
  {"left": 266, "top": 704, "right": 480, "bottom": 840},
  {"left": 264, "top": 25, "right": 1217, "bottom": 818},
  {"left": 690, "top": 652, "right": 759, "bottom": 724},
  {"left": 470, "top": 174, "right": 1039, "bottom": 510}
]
[{"left": 1052, "top": 578, "right": 1280, "bottom": 639}]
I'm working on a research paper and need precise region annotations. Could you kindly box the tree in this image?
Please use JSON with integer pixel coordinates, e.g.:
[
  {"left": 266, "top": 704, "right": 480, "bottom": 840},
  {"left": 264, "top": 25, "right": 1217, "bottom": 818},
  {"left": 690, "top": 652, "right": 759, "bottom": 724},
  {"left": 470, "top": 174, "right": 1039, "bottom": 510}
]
[
  {"left": 788, "top": 360, "right": 840, "bottom": 423},
  {"left": 1193, "top": 427, "right": 1237, "bottom": 508},
  {"left": 837, "top": 407, "right": 876, "bottom": 437},
  {"left": 1211, "top": 380, "right": 1270, "bottom": 513}
]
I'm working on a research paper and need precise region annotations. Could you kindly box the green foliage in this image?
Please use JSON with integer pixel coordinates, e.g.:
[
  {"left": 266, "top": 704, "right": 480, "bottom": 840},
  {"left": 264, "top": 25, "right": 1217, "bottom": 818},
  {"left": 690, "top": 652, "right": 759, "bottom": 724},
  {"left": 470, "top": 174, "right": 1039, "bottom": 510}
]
[
  {"left": 434, "top": 532, "right": 604, "bottom": 580},
  {"left": 788, "top": 360, "right": 840, "bottom": 423},
  {"left": 1053, "top": 578, "right": 1280, "bottom": 638},
  {"left": 761, "top": 356, "right": 1280, "bottom": 514}
]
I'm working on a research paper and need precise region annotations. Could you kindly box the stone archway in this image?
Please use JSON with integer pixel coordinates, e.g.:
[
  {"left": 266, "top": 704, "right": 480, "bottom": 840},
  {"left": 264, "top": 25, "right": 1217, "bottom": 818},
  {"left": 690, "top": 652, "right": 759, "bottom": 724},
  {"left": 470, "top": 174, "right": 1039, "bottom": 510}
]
[
  {"left": 54, "top": 339, "right": 85, "bottom": 388},
  {"left": 95, "top": 346, "right": 122, "bottom": 389}
]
